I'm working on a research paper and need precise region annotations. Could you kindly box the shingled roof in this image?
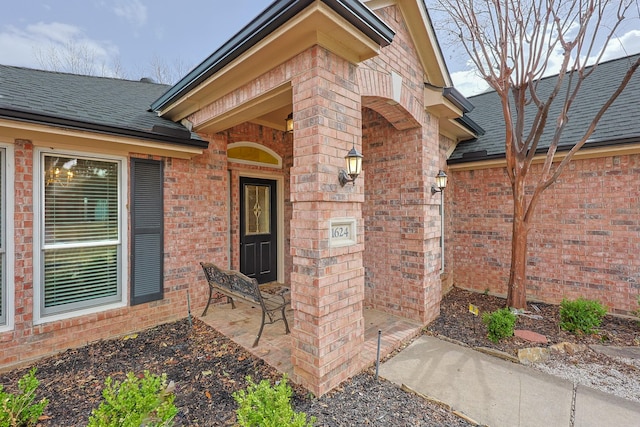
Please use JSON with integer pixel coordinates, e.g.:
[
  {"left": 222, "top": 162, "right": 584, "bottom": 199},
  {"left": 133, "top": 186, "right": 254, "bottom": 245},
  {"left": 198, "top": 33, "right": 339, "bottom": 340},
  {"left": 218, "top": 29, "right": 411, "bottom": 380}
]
[
  {"left": 449, "top": 54, "right": 640, "bottom": 164},
  {"left": 0, "top": 65, "right": 206, "bottom": 148}
]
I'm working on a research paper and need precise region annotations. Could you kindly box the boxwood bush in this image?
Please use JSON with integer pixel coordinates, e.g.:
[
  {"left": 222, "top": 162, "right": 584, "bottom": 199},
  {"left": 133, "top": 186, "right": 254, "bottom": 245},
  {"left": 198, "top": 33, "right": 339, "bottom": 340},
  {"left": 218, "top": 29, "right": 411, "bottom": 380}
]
[
  {"left": 482, "top": 308, "right": 517, "bottom": 343},
  {"left": 560, "top": 298, "right": 606, "bottom": 334}
]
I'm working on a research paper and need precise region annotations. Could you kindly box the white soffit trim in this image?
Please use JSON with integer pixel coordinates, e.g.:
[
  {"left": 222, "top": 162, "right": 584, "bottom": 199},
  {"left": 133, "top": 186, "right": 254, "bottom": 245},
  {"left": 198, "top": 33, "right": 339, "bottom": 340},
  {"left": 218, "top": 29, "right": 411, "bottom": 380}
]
[{"left": 0, "top": 119, "right": 204, "bottom": 159}]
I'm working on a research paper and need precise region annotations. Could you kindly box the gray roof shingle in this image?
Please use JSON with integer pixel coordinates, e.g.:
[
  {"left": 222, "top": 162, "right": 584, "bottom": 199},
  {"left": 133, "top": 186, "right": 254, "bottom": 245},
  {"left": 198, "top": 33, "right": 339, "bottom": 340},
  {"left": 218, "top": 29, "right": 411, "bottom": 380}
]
[
  {"left": 450, "top": 54, "right": 640, "bottom": 163},
  {"left": 0, "top": 65, "right": 205, "bottom": 147}
]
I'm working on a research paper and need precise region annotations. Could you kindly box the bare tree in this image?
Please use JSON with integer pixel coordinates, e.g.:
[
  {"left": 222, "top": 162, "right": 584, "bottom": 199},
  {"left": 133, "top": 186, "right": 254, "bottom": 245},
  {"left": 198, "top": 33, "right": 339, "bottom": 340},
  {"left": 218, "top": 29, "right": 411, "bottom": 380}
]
[
  {"left": 35, "top": 43, "right": 191, "bottom": 84},
  {"left": 35, "top": 41, "right": 99, "bottom": 75},
  {"left": 432, "top": 0, "right": 640, "bottom": 308},
  {"left": 106, "top": 56, "right": 129, "bottom": 80},
  {"left": 148, "top": 54, "right": 191, "bottom": 85},
  {"left": 148, "top": 55, "right": 189, "bottom": 84}
]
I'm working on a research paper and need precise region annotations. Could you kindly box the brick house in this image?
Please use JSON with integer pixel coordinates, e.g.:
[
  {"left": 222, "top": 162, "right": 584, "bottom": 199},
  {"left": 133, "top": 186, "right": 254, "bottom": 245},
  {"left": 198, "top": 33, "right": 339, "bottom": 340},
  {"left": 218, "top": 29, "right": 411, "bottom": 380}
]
[
  {"left": 0, "top": 0, "right": 476, "bottom": 396},
  {"left": 448, "top": 54, "right": 640, "bottom": 315}
]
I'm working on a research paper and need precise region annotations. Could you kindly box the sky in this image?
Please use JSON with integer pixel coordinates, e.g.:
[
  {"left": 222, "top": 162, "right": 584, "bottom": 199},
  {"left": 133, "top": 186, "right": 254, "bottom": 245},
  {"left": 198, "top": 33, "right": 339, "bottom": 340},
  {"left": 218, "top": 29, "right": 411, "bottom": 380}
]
[
  {"left": 1, "top": 0, "right": 640, "bottom": 97},
  {"left": 0, "top": 0, "right": 274, "bottom": 84}
]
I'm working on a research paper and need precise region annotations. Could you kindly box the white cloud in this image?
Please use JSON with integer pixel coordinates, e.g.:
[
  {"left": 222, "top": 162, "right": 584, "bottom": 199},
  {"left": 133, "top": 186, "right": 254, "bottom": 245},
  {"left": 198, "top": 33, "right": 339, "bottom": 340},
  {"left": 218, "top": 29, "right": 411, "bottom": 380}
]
[
  {"left": 113, "top": 0, "right": 147, "bottom": 27},
  {"left": 450, "top": 28, "right": 640, "bottom": 98},
  {"left": 0, "top": 25, "right": 44, "bottom": 68},
  {"left": 26, "top": 22, "right": 82, "bottom": 44},
  {"left": 450, "top": 68, "right": 490, "bottom": 97},
  {"left": 599, "top": 30, "right": 640, "bottom": 61},
  {"left": 0, "top": 22, "right": 119, "bottom": 75}
]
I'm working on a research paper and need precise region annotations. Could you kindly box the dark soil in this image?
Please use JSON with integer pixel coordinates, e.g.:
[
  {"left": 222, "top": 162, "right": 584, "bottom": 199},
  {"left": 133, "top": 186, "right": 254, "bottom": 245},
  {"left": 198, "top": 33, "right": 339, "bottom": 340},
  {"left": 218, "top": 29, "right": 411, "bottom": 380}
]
[
  {"left": 427, "top": 288, "right": 640, "bottom": 381},
  {"left": 427, "top": 287, "right": 640, "bottom": 354},
  {"left": 0, "top": 318, "right": 471, "bottom": 426},
  {"left": 2, "top": 287, "right": 637, "bottom": 426}
]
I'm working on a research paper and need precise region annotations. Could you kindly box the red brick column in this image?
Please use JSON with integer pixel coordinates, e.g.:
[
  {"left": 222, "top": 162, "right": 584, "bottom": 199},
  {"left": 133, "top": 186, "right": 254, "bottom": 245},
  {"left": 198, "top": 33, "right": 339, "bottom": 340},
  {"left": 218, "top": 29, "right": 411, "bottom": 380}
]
[{"left": 289, "top": 47, "right": 364, "bottom": 396}]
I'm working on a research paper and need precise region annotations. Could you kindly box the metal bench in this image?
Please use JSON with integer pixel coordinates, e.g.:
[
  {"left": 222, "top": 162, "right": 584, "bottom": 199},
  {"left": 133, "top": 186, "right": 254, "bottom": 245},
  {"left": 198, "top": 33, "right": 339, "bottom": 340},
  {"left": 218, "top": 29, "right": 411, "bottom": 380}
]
[{"left": 200, "top": 262, "right": 290, "bottom": 347}]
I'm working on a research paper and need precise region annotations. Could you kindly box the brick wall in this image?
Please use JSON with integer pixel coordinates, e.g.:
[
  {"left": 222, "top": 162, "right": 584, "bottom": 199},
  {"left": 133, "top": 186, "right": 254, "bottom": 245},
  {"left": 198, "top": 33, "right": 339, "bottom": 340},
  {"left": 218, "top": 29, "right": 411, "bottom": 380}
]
[
  {"left": 3, "top": 1, "right": 456, "bottom": 398},
  {"left": 362, "top": 108, "right": 443, "bottom": 323},
  {"left": 439, "top": 135, "right": 458, "bottom": 294},
  {"left": 449, "top": 155, "right": 640, "bottom": 314},
  {"left": 360, "top": 4, "right": 444, "bottom": 324},
  {"left": 0, "top": 138, "right": 228, "bottom": 369},
  {"left": 289, "top": 45, "right": 365, "bottom": 397}
]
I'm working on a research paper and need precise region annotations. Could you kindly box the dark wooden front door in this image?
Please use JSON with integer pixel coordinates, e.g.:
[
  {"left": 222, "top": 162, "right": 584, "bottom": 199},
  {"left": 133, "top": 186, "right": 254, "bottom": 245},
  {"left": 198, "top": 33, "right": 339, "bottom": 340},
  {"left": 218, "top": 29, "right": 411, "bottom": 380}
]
[{"left": 240, "top": 177, "right": 277, "bottom": 284}]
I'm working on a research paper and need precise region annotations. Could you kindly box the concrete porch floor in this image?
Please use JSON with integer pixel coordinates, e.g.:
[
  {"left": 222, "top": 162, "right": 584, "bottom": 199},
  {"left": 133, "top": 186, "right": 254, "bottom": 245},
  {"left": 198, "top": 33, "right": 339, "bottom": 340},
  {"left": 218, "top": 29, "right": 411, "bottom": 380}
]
[{"left": 199, "top": 298, "right": 423, "bottom": 378}]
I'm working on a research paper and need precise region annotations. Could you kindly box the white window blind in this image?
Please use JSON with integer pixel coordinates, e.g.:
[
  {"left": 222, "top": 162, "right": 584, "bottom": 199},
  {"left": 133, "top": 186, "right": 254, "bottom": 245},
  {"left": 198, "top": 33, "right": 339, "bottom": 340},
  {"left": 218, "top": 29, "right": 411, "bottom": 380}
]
[{"left": 41, "top": 154, "right": 121, "bottom": 314}]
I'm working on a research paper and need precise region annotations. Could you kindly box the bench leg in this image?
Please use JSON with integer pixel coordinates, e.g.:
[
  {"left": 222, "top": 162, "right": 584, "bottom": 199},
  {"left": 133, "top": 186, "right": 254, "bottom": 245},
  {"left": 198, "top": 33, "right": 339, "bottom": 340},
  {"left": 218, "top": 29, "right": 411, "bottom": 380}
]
[
  {"left": 281, "top": 306, "right": 290, "bottom": 335},
  {"left": 253, "top": 310, "right": 267, "bottom": 347},
  {"left": 202, "top": 285, "right": 213, "bottom": 316}
]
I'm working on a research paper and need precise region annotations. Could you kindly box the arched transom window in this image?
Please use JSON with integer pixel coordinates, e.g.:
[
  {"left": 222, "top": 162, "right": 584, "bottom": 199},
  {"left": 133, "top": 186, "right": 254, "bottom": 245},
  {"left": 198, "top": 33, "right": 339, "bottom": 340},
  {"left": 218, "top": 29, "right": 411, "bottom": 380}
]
[{"left": 227, "top": 142, "right": 282, "bottom": 169}]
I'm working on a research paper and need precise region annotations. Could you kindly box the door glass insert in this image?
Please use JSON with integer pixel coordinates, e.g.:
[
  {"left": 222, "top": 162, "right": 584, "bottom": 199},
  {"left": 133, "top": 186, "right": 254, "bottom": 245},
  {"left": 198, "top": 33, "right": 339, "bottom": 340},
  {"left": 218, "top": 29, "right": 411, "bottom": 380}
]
[{"left": 245, "top": 184, "right": 270, "bottom": 235}]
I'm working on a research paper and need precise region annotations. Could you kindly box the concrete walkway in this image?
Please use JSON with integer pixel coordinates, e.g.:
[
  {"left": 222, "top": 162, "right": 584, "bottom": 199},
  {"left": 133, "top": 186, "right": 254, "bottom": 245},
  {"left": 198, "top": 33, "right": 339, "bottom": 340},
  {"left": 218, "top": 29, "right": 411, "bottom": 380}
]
[{"left": 379, "top": 336, "right": 640, "bottom": 427}]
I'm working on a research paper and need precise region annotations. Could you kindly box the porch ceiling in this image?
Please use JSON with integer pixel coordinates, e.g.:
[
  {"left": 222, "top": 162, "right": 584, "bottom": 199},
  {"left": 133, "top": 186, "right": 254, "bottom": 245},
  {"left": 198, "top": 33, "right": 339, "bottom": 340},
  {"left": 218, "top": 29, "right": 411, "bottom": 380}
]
[{"left": 192, "top": 85, "right": 293, "bottom": 134}]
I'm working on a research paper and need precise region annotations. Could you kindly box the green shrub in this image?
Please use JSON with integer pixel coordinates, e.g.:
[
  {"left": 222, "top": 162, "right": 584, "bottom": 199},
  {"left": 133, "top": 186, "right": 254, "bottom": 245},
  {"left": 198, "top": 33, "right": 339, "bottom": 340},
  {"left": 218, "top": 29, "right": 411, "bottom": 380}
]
[
  {"left": 87, "top": 371, "right": 177, "bottom": 427},
  {"left": 482, "top": 308, "right": 517, "bottom": 343},
  {"left": 233, "top": 375, "right": 315, "bottom": 427},
  {"left": 0, "top": 368, "right": 48, "bottom": 427},
  {"left": 560, "top": 298, "right": 607, "bottom": 334}
]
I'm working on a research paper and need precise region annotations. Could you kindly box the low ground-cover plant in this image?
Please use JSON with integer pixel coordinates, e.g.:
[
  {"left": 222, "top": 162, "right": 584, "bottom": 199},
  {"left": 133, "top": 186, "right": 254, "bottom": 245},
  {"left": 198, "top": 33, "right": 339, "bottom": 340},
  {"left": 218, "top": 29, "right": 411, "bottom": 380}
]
[
  {"left": 560, "top": 298, "right": 607, "bottom": 334},
  {"left": 0, "top": 368, "right": 48, "bottom": 427},
  {"left": 87, "top": 370, "right": 177, "bottom": 427},
  {"left": 233, "top": 375, "right": 315, "bottom": 427},
  {"left": 482, "top": 308, "right": 517, "bottom": 343}
]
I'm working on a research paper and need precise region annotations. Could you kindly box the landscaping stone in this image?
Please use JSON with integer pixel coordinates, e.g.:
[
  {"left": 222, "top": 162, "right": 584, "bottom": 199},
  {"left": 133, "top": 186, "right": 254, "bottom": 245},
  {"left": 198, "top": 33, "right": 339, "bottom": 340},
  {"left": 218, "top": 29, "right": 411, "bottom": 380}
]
[
  {"left": 518, "top": 347, "right": 550, "bottom": 364},
  {"left": 550, "top": 342, "right": 588, "bottom": 354},
  {"left": 515, "top": 329, "right": 548, "bottom": 343}
]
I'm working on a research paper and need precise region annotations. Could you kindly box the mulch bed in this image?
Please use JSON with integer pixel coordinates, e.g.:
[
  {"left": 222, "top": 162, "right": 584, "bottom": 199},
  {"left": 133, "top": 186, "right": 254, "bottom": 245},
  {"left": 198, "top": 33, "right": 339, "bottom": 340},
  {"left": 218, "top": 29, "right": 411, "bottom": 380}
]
[
  {"left": 0, "top": 318, "right": 471, "bottom": 426},
  {"left": 2, "top": 288, "right": 637, "bottom": 426},
  {"left": 426, "top": 287, "right": 639, "bottom": 354},
  {"left": 427, "top": 287, "right": 640, "bottom": 391}
]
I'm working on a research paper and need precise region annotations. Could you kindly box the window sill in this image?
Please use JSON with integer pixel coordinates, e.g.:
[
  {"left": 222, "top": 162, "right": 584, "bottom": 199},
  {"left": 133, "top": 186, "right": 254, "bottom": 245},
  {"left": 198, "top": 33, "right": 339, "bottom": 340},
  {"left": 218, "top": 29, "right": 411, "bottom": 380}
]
[{"left": 33, "top": 300, "right": 127, "bottom": 326}]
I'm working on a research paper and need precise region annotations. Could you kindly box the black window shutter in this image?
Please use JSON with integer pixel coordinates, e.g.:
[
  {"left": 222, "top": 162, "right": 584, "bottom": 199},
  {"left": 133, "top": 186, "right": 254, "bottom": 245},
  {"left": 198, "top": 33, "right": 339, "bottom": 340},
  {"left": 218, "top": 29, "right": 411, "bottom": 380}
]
[{"left": 131, "top": 158, "right": 164, "bottom": 305}]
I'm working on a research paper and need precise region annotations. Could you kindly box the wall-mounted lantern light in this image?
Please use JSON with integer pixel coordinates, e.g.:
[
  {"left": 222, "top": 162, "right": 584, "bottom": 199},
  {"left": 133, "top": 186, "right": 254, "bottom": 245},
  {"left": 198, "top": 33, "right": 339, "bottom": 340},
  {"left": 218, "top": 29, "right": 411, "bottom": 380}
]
[
  {"left": 338, "top": 144, "right": 363, "bottom": 187},
  {"left": 431, "top": 170, "right": 448, "bottom": 194},
  {"left": 432, "top": 169, "right": 448, "bottom": 272},
  {"left": 285, "top": 113, "right": 294, "bottom": 133}
]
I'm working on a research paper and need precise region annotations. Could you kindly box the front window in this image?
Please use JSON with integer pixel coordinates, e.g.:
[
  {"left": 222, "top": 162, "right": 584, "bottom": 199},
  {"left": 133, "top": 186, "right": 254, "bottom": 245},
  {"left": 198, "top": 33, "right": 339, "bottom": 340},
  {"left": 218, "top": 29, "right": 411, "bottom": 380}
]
[{"left": 39, "top": 153, "right": 122, "bottom": 317}]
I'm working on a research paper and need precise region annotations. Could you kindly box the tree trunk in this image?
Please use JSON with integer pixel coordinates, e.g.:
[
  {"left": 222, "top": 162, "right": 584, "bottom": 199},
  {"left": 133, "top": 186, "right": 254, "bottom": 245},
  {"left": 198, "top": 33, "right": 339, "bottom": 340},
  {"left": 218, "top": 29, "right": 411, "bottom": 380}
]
[{"left": 507, "top": 178, "right": 529, "bottom": 309}]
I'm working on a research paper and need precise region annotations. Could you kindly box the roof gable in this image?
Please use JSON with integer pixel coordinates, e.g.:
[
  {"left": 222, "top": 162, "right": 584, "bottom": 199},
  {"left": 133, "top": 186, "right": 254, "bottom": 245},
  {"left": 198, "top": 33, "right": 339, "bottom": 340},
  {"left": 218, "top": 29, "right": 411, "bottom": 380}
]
[
  {"left": 364, "top": 0, "right": 452, "bottom": 87},
  {"left": 151, "top": 0, "right": 395, "bottom": 118},
  {"left": 364, "top": 1, "right": 477, "bottom": 141}
]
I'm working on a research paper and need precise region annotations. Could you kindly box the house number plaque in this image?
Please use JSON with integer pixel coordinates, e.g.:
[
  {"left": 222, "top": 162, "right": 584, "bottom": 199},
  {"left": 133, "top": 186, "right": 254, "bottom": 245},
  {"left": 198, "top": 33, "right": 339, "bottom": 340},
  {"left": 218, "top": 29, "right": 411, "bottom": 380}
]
[{"left": 329, "top": 218, "right": 356, "bottom": 247}]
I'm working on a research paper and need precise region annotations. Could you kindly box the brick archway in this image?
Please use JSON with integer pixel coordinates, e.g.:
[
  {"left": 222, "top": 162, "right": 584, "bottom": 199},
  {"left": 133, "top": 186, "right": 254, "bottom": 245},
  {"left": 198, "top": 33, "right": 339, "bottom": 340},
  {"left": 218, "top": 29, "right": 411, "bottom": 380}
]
[{"left": 359, "top": 68, "right": 423, "bottom": 131}]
